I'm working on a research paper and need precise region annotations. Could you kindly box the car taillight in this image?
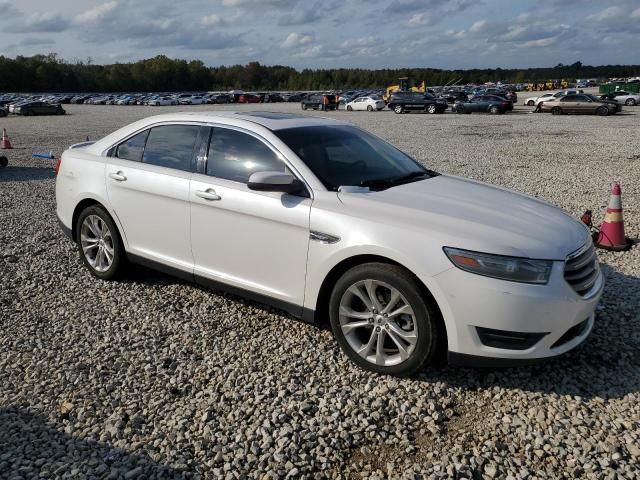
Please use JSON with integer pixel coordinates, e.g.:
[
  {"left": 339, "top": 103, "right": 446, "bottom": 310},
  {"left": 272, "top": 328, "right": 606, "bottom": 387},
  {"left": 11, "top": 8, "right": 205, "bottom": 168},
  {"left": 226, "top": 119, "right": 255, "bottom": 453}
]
[{"left": 54, "top": 158, "right": 62, "bottom": 175}]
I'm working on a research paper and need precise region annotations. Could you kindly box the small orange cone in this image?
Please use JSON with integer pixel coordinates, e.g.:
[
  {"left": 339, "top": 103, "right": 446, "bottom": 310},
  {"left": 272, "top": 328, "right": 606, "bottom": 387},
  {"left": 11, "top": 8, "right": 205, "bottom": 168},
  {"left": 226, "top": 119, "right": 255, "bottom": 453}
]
[
  {"left": 596, "top": 182, "right": 630, "bottom": 251},
  {"left": 1, "top": 128, "right": 13, "bottom": 149}
]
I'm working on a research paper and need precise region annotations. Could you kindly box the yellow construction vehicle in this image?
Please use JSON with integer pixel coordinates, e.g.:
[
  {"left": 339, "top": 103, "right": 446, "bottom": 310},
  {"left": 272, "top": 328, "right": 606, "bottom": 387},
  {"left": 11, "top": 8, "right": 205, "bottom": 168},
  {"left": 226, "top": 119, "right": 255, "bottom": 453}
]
[{"left": 384, "top": 77, "right": 426, "bottom": 103}]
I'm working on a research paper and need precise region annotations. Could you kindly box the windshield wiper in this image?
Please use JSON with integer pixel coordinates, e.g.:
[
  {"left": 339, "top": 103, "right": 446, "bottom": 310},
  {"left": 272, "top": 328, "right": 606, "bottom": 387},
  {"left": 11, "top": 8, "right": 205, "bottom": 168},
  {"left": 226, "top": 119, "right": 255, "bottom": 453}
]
[{"left": 360, "top": 170, "right": 437, "bottom": 191}]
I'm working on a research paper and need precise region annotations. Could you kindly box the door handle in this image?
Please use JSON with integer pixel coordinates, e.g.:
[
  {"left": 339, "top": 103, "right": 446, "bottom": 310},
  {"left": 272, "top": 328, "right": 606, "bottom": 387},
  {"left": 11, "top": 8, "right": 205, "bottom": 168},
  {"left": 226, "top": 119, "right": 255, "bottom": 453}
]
[
  {"left": 195, "top": 189, "right": 221, "bottom": 201},
  {"left": 109, "top": 171, "right": 127, "bottom": 182}
]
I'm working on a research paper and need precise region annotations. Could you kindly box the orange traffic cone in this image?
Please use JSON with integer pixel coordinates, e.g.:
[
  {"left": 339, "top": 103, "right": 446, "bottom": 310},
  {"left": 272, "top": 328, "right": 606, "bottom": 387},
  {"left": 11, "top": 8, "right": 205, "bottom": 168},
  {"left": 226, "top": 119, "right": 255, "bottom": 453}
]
[
  {"left": 596, "top": 182, "right": 631, "bottom": 251},
  {"left": 1, "top": 128, "right": 13, "bottom": 149}
]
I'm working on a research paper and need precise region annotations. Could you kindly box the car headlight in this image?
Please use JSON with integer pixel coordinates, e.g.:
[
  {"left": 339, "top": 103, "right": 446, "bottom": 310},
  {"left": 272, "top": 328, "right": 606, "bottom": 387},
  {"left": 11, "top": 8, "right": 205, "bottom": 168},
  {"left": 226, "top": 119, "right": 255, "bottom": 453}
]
[{"left": 443, "top": 247, "right": 552, "bottom": 284}]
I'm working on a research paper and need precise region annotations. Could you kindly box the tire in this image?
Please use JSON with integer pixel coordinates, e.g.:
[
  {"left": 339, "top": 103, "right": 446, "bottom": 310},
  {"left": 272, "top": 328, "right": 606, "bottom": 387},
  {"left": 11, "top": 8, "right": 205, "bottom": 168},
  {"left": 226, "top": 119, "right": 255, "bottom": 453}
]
[
  {"left": 367, "top": 105, "right": 373, "bottom": 112},
  {"left": 329, "top": 263, "right": 442, "bottom": 376},
  {"left": 551, "top": 107, "right": 562, "bottom": 115},
  {"left": 393, "top": 105, "right": 404, "bottom": 114},
  {"left": 56, "top": 108, "right": 64, "bottom": 115},
  {"left": 301, "top": 103, "right": 308, "bottom": 110},
  {"left": 625, "top": 99, "right": 636, "bottom": 106},
  {"left": 527, "top": 100, "right": 535, "bottom": 106},
  {"left": 75, "top": 205, "right": 126, "bottom": 281},
  {"left": 489, "top": 106, "right": 500, "bottom": 115},
  {"left": 455, "top": 105, "right": 465, "bottom": 114},
  {"left": 0, "top": 156, "right": 7, "bottom": 167},
  {"left": 596, "top": 106, "right": 609, "bottom": 116},
  {"left": 427, "top": 104, "right": 437, "bottom": 114},
  {"left": 346, "top": 105, "right": 352, "bottom": 111}
]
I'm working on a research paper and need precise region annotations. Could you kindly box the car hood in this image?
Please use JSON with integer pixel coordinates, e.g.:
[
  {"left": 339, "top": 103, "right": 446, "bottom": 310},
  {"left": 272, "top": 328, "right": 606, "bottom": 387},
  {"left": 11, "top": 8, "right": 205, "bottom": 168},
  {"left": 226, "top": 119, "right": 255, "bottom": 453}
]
[{"left": 337, "top": 175, "right": 589, "bottom": 260}]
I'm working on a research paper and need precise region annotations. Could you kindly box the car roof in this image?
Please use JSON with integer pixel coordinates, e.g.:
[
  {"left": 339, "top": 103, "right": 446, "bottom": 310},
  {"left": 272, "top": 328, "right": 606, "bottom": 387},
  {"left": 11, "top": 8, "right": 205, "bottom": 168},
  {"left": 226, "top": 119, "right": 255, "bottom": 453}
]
[{"left": 84, "top": 111, "right": 348, "bottom": 155}]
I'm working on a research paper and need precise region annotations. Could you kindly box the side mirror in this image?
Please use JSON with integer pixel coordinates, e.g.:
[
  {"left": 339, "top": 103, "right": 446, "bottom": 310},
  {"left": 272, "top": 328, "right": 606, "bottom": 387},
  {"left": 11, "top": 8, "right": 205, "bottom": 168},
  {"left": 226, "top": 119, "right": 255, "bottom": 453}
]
[{"left": 247, "top": 171, "right": 306, "bottom": 196}]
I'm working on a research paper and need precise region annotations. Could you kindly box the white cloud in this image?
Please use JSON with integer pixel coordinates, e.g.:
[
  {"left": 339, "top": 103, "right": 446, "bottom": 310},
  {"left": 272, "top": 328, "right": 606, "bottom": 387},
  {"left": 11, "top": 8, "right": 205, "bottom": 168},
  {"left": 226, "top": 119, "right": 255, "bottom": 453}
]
[
  {"left": 282, "top": 32, "right": 315, "bottom": 48},
  {"left": 407, "top": 13, "right": 432, "bottom": 26},
  {"left": 469, "top": 20, "right": 486, "bottom": 33},
  {"left": 75, "top": 1, "right": 118, "bottom": 24}
]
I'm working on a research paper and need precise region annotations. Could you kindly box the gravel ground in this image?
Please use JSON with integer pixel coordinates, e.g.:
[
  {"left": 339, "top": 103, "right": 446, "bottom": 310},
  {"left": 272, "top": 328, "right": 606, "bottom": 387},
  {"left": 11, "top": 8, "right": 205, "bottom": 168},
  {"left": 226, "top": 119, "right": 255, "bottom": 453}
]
[{"left": 1, "top": 102, "right": 639, "bottom": 479}]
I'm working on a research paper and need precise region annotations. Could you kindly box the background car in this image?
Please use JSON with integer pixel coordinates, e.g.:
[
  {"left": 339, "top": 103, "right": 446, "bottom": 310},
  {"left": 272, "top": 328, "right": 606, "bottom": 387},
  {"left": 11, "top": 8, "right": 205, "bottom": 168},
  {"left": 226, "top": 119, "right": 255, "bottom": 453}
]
[
  {"left": 13, "top": 101, "right": 65, "bottom": 115},
  {"left": 148, "top": 96, "right": 177, "bottom": 106},
  {"left": 238, "top": 93, "right": 261, "bottom": 103},
  {"left": 387, "top": 92, "right": 448, "bottom": 114},
  {"left": 455, "top": 95, "right": 513, "bottom": 114},
  {"left": 345, "top": 96, "right": 385, "bottom": 111},
  {"left": 540, "top": 94, "right": 618, "bottom": 115},
  {"left": 301, "top": 94, "right": 337, "bottom": 111},
  {"left": 601, "top": 91, "right": 640, "bottom": 106}
]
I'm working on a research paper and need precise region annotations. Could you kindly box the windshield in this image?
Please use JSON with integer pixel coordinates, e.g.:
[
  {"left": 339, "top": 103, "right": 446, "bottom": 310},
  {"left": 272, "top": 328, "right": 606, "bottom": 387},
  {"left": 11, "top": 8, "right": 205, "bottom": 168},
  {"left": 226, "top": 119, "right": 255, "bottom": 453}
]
[{"left": 275, "top": 125, "right": 434, "bottom": 191}]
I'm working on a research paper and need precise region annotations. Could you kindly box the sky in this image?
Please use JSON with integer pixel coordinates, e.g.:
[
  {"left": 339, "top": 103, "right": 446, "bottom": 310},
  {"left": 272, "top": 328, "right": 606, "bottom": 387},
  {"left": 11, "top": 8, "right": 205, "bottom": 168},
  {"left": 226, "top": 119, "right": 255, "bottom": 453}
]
[{"left": 0, "top": 0, "right": 639, "bottom": 69}]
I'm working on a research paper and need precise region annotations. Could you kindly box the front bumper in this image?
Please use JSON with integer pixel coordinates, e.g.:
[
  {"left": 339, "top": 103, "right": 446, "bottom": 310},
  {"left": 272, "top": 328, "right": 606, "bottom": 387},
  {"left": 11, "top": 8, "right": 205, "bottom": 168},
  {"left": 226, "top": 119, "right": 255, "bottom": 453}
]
[{"left": 430, "top": 260, "right": 604, "bottom": 364}]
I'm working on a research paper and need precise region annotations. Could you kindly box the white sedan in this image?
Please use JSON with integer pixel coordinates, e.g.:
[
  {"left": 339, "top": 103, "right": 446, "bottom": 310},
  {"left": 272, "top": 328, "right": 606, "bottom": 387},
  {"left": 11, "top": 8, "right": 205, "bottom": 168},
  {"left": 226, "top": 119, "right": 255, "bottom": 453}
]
[
  {"left": 603, "top": 91, "right": 640, "bottom": 106},
  {"left": 179, "top": 96, "right": 205, "bottom": 105},
  {"left": 345, "top": 96, "right": 386, "bottom": 111},
  {"left": 148, "top": 96, "right": 177, "bottom": 106},
  {"left": 55, "top": 112, "right": 602, "bottom": 375}
]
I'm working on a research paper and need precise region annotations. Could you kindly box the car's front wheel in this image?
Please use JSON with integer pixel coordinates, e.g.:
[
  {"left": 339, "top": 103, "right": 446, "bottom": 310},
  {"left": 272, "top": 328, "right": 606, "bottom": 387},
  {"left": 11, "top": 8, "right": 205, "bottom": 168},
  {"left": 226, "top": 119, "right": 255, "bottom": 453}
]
[
  {"left": 393, "top": 105, "right": 404, "bottom": 114},
  {"left": 346, "top": 105, "right": 352, "bottom": 111},
  {"left": 367, "top": 105, "right": 373, "bottom": 112},
  {"left": 596, "top": 106, "right": 609, "bottom": 116},
  {"left": 329, "top": 263, "right": 442, "bottom": 376},
  {"left": 427, "top": 104, "right": 437, "bottom": 114},
  {"left": 625, "top": 99, "right": 636, "bottom": 106},
  {"left": 489, "top": 105, "right": 500, "bottom": 114},
  {"left": 76, "top": 205, "right": 126, "bottom": 280}
]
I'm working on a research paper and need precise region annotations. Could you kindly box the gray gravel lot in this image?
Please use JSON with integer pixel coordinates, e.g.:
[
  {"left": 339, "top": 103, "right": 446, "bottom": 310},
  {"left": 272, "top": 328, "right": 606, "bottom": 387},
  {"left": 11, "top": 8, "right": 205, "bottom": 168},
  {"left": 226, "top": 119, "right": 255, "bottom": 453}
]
[{"left": 1, "top": 102, "right": 639, "bottom": 479}]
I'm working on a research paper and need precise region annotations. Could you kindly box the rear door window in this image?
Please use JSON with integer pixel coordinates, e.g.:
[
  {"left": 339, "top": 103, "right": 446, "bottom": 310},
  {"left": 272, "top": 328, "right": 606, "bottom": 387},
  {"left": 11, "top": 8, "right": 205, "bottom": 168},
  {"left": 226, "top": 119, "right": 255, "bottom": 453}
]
[
  {"left": 142, "top": 125, "right": 200, "bottom": 171},
  {"left": 116, "top": 130, "right": 149, "bottom": 162}
]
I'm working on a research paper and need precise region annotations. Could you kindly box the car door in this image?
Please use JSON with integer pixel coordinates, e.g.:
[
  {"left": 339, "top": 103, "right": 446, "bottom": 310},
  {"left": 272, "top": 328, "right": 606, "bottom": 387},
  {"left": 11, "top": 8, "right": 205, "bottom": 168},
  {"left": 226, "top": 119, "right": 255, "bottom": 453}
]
[
  {"left": 190, "top": 126, "right": 311, "bottom": 310},
  {"left": 106, "top": 123, "right": 205, "bottom": 273},
  {"left": 571, "top": 95, "right": 592, "bottom": 114}
]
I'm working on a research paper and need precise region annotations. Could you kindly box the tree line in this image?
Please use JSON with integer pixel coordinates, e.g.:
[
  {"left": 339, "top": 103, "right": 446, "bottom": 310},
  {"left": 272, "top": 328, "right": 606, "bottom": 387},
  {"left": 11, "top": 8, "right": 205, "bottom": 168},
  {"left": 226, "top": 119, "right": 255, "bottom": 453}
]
[{"left": 1, "top": 54, "right": 639, "bottom": 92}]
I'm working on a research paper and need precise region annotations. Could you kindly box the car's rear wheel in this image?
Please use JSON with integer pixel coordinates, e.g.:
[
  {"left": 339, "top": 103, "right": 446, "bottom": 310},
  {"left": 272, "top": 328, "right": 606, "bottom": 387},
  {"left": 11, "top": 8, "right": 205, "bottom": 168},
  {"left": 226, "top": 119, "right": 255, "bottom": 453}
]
[
  {"left": 596, "top": 106, "right": 609, "bottom": 116},
  {"left": 489, "top": 106, "right": 500, "bottom": 114},
  {"left": 76, "top": 205, "right": 125, "bottom": 280},
  {"left": 625, "top": 99, "right": 636, "bottom": 106},
  {"left": 551, "top": 107, "right": 562, "bottom": 115},
  {"left": 301, "top": 104, "right": 307, "bottom": 110},
  {"left": 367, "top": 105, "right": 373, "bottom": 112},
  {"left": 527, "top": 100, "right": 535, "bottom": 106},
  {"left": 329, "top": 263, "right": 442, "bottom": 376},
  {"left": 455, "top": 105, "right": 465, "bottom": 114},
  {"left": 393, "top": 105, "right": 404, "bottom": 114},
  {"left": 427, "top": 104, "right": 437, "bottom": 114}
]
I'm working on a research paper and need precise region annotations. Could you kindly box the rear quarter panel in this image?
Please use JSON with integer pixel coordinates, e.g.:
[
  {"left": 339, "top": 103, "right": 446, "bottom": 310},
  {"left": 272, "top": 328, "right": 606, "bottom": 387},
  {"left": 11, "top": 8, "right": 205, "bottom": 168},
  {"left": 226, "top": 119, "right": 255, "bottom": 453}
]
[{"left": 55, "top": 149, "right": 113, "bottom": 241}]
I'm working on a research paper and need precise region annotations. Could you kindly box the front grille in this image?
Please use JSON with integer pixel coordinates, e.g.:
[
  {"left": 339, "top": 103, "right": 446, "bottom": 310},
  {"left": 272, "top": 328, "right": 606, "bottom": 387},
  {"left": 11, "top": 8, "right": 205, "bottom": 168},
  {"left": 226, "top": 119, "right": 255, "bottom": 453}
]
[{"left": 564, "top": 241, "right": 599, "bottom": 296}]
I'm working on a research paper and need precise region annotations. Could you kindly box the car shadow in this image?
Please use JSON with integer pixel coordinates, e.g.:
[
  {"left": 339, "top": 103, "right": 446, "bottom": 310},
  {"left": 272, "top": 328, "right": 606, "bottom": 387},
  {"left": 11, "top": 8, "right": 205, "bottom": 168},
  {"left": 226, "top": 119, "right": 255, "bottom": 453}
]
[
  {"left": 0, "top": 166, "right": 55, "bottom": 183},
  {"left": 417, "top": 262, "right": 640, "bottom": 400},
  {"left": 0, "top": 406, "right": 185, "bottom": 478}
]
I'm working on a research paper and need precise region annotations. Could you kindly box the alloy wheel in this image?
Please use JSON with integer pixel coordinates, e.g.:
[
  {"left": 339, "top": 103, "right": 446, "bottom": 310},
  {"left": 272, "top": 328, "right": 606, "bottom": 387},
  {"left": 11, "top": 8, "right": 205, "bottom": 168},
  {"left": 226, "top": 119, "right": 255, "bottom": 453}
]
[
  {"left": 338, "top": 279, "right": 418, "bottom": 367},
  {"left": 80, "top": 215, "right": 115, "bottom": 272}
]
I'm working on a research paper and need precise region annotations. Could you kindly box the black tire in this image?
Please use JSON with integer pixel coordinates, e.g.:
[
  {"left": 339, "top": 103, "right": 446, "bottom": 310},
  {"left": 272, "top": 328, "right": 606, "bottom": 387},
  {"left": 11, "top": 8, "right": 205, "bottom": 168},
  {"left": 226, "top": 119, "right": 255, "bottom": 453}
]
[
  {"left": 393, "top": 105, "right": 404, "bottom": 114},
  {"left": 367, "top": 105, "right": 373, "bottom": 112},
  {"left": 596, "top": 106, "right": 609, "bottom": 116},
  {"left": 427, "top": 104, "right": 437, "bottom": 114},
  {"left": 455, "top": 105, "right": 465, "bottom": 114},
  {"left": 75, "top": 205, "right": 126, "bottom": 281},
  {"left": 301, "top": 103, "right": 308, "bottom": 110},
  {"left": 625, "top": 99, "right": 636, "bottom": 106},
  {"left": 551, "top": 107, "right": 562, "bottom": 115},
  {"left": 346, "top": 105, "right": 352, "bottom": 111},
  {"left": 489, "top": 106, "right": 500, "bottom": 115},
  {"left": 0, "top": 156, "right": 8, "bottom": 167},
  {"left": 329, "top": 263, "right": 443, "bottom": 376},
  {"left": 527, "top": 100, "right": 535, "bottom": 106},
  {"left": 56, "top": 108, "right": 64, "bottom": 115}
]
